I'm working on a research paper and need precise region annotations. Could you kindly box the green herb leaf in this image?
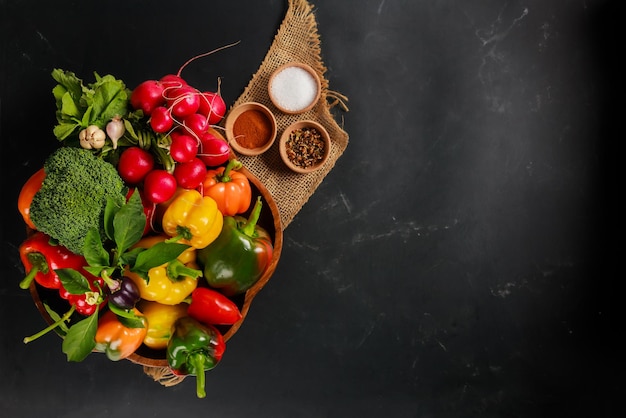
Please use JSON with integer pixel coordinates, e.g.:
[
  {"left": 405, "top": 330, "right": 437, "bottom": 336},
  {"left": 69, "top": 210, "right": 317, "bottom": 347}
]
[
  {"left": 104, "top": 196, "right": 122, "bottom": 241},
  {"left": 118, "top": 247, "right": 144, "bottom": 270},
  {"left": 89, "top": 78, "right": 129, "bottom": 125},
  {"left": 113, "top": 190, "right": 146, "bottom": 254},
  {"left": 56, "top": 268, "right": 91, "bottom": 295},
  {"left": 83, "top": 228, "right": 110, "bottom": 268},
  {"left": 62, "top": 312, "right": 98, "bottom": 362},
  {"left": 130, "top": 242, "right": 190, "bottom": 280},
  {"left": 108, "top": 303, "right": 145, "bottom": 328},
  {"left": 53, "top": 122, "right": 80, "bottom": 141}
]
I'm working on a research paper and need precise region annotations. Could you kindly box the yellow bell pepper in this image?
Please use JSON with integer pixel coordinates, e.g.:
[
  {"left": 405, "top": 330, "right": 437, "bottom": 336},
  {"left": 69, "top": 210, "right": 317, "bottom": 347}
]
[
  {"left": 161, "top": 189, "right": 223, "bottom": 249},
  {"left": 138, "top": 300, "right": 189, "bottom": 350},
  {"left": 126, "top": 235, "right": 200, "bottom": 305}
]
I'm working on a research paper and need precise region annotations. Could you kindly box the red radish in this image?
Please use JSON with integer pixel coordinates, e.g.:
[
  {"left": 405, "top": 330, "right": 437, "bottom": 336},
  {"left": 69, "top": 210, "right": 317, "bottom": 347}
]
[
  {"left": 150, "top": 106, "right": 174, "bottom": 133},
  {"left": 160, "top": 74, "right": 187, "bottom": 88},
  {"left": 130, "top": 80, "right": 165, "bottom": 116},
  {"left": 174, "top": 157, "right": 207, "bottom": 189},
  {"left": 198, "top": 131, "right": 230, "bottom": 167},
  {"left": 182, "top": 112, "right": 209, "bottom": 137},
  {"left": 117, "top": 146, "right": 155, "bottom": 184},
  {"left": 143, "top": 170, "right": 177, "bottom": 203},
  {"left": 198, "top": 91, "right": 226, "bottom": 125},
  {"left": 166, "top": 85, "right": 201, "bottom": 118},
  {"left": 170, "top": 134, "right": 199, "bottom": 163}
]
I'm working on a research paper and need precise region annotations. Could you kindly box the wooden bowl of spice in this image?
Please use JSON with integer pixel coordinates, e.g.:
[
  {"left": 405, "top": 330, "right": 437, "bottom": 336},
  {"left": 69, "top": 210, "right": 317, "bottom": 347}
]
[
  {"left": 279, "top": 120, "right": 331, "bottom": 174},
  {"left": 268, "top": 62, "right": 321, "bottom": 114},
  {"left": 225, "top": 102, "right": 277, "bottom": 156}
]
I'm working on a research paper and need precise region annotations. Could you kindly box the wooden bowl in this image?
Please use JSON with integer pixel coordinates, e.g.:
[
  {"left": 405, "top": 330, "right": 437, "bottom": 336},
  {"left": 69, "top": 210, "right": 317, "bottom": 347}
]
[
  {"left": 268, "top": 62, "right": 321, "bottom": 114},
  {"left": 224, "top": 102, "right": 277, "bottom": 156},
  {"left": 29, "top": 163, "right": 283, "bottom": 369},
  {"left": 279, "top": 120, "right": 331, "bottom": 174}
]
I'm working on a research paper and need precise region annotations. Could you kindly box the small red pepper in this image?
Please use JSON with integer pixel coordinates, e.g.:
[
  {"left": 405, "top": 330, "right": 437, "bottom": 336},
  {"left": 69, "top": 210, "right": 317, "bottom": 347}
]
[
  {"left": 19, "top": 231, "right": 106, "bottom": 316},
  {"left": 19, "top": 232, "right": 84, "bottom": 290},
  {"left": 187, "top": 287, "right": 242, "bottom": 326}
]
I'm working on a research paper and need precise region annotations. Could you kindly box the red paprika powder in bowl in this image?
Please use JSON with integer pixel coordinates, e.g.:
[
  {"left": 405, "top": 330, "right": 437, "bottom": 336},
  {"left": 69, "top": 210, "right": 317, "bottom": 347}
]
[{"left": 225, "top": 102, "right": 277, "bottom": 156}]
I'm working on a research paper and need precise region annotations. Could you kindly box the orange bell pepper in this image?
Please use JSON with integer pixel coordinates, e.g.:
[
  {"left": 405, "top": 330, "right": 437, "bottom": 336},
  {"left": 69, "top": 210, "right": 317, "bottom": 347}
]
[
  {"left": 18, "top": 167, "right": 46, "bottom": 230},
  {"left": 94, "top": 308, "right": 147, "bottom": 361},
  {"left": 161, "top": 189, "right": 223, "bottom": 249},
  {"left": 201, "top": 159, "right": 252, "bottom": 216}
]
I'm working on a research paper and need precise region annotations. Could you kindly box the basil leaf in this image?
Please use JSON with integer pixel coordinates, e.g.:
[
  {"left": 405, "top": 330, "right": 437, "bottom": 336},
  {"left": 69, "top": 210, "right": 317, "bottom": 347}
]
[
  {"left": 62, "top": 313, "right": 98, "bottom": 362},
  {"left": 83, "top": 228, "right": 109, "bottom": 268},
  {"left": 104, "top": 196, "right": 122, "bottom": 241},
  {"left": 51, "top": 69, "right": 82, "bottom": 105},
  {"left": 118, "top": 247, "right": 143, "bottom": 270},
  {"left": 130, "top": 242, "right": 189, "bottom": 279},
  {"left": 108, "top": 303, "right": 145, "bottom": 329},
  {"left": 56, "top": 268, "right": 91, "bottom": 295},
  {"left": 113, "top": 190, "right": 146, "bottom": 254}
]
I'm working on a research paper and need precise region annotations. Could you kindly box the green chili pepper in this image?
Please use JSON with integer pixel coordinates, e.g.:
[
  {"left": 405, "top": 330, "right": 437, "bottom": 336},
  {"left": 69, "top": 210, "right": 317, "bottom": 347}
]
[
  {"left": 166, "top": 316, "right": 225, "bottom": 398},
  {"left": 197, "top": 196, "right": 273, "bottom": 296}
]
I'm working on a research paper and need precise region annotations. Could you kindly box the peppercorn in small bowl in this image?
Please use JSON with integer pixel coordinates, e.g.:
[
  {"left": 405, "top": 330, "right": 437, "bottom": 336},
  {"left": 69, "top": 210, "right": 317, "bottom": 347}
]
[
  {"left": 224, "top": 102, "right": 277, "bottom": 156},
  {"left": 279, "top": 120, "right": 331, "bottom": 174}
]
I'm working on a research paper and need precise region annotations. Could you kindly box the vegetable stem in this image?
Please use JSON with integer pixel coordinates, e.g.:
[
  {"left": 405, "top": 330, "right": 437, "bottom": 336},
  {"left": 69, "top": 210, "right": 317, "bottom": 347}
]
[{"left": 23, "top": 305, "right": 76, "bottom": 343}]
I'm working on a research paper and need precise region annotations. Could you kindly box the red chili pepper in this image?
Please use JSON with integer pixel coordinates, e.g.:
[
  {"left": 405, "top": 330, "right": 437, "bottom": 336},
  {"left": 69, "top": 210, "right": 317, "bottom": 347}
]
[
  {"left": 19, "top": 232, "right": 85, "bottom": 290},
  {"left": 19, "top": 231, "right": 106, "bottom": 316},
  {"left": 187, "top": 287, "right": 242, "bottom": 326}
]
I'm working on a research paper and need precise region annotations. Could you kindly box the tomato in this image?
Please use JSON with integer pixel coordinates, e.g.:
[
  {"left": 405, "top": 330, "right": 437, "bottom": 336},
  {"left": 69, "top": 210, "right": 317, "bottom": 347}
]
[
  {"left": 150, "top": 106, "right": 174, "bottom": 133},
  {"left": 173, "top": 157, "right": 207, "bottom": 189},
  {"left": 143, "top": 170, "right": 177, "bottom": 204},
  {"left": 170, "top": 133, "right": 198, "bottom": 163},
  {"left": 198, "top": 131, "right": 230, "bottom": 167},
  {"left": 130, "top": 80, "right": 165, "bottom": 116},
  {"left": 117, "top": 147, "right": 155, "bottom": 184}
]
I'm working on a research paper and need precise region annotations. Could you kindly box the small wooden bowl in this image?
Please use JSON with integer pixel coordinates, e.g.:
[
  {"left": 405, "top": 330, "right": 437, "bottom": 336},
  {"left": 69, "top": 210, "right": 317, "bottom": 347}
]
[
  {"left": 279, "top": 120, "right": 331, "bottom": 174},
  {"left": 29, "top": 160, "right": 283, "bottom": 369},
  {"left": 224, "top": 102, "right": 277, "bottom": 156},
  {"left": 268, "top": 63, "right": 321, "bottom": 114}
]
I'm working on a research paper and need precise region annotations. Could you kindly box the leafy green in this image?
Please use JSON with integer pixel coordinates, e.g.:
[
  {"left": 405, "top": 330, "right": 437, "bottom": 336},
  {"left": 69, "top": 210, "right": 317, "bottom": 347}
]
[
  {"left": 51, "top": 69, "right": 130, "bottom": 142},
  {"left": 62, "top": 313, "right": 98, "bottom": 362}
]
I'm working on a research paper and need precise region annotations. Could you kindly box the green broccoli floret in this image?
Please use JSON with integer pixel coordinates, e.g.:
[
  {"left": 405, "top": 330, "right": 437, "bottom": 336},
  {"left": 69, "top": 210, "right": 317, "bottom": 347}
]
[{"left": 29, "top": 147, "right": 127, "bottom": 255}]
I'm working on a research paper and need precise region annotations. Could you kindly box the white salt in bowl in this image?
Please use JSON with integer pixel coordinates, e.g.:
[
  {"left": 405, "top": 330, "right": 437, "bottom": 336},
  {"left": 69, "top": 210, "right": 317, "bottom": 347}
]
[{"left": 268, "top": 63, "right": 321, "bottom": 114}]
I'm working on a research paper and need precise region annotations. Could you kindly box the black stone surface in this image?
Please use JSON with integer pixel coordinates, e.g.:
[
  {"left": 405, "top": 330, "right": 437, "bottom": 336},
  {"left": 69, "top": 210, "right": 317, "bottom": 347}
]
[{"left": 1, "top": 0, "right": 621, "bottom": 416}]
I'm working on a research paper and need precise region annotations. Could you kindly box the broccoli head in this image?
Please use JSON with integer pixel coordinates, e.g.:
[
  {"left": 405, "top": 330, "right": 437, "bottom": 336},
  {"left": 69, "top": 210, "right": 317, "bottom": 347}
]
[{"left": 29, "top": 146, "right": 127, "bottom": 255}]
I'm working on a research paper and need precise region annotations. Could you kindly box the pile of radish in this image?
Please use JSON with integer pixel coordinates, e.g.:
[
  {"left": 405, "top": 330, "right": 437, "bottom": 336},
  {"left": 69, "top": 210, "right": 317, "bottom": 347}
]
[{"left": 118, "top": 72, "right": 231, "bottom": 206}]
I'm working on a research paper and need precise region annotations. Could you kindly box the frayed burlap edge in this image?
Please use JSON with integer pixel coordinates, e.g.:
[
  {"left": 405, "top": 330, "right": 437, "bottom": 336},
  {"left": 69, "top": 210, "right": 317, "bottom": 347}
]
[
  {"left": 230, "top": 0, "right": 349, "bottom": 230},
  {"left": 143, "top": 365, "right": 187, "bottom": 386}
]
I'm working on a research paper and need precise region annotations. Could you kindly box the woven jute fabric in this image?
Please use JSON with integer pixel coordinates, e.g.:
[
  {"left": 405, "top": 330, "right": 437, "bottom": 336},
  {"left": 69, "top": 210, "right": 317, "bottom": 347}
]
[{"left": 230, "top": 0, "right": 349, "bottom": 230}]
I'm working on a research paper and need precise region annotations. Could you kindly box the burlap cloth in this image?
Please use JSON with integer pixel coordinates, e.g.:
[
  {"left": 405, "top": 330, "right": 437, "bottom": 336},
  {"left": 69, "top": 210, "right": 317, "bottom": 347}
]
[
  {"left": 230, "top": 0, "right": 349, "bottom": 230},
  {"left": 143, "top": 0, "right": 348, "bottom": 386}
]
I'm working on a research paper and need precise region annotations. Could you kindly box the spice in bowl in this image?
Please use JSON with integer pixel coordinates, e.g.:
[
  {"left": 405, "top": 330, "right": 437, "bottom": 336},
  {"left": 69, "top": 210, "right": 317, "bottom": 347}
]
[
  {"left": 279, "top": 120, "right": 331, "bottom": 173},
  {"left": 268, "top": 63, "right": 321, "bottom": 114},
  {"left": 225, "top": 102, "right": 277, "bottom": 156}
]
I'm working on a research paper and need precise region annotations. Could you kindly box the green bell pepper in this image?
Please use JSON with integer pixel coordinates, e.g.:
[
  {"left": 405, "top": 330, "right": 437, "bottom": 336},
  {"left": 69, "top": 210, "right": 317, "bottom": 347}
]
[
  {"left": 167, "top": 316, "right": 225, "bottom": 398},
  {"left": 197, "top": 196, "right": 273, "bottom": 296}
]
